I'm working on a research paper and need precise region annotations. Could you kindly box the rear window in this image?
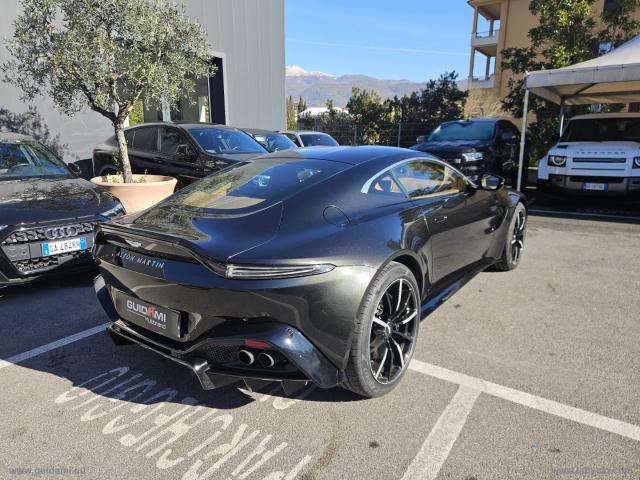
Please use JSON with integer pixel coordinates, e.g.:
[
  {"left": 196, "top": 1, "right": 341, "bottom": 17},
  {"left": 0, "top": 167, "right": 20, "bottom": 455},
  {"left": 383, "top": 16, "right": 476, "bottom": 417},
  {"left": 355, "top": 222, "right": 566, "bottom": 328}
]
[
  {"left": 132, "top": 127, "right": 157, "bottom": 152},
  {"left": 561, "top": 118, "right": 640, "bottom": 142},
  {"left": 300, "top": 133, "right": 339, "bottom": 147},
  {"left": 164, "top": 158, "right": 348, "bottom": 213}
]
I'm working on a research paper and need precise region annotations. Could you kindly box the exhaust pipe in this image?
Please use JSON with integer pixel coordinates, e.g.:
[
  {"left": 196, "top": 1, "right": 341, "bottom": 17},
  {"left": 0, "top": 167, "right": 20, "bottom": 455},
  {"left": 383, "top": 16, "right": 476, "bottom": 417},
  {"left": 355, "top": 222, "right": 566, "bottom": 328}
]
[
  {"left": 238, "top": 349, "right": 255, "bottom": 366},
  {"left": 258, "top": 352, "right": 275, "bottom": 368}
]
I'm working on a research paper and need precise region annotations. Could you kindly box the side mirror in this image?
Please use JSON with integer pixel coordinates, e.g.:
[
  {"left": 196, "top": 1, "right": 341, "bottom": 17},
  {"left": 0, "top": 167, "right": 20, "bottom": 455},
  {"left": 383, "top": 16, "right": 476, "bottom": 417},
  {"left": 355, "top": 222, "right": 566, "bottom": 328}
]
[
  {"left": 176, "top": 144, "right": 193, "bottom": 157},
  {"left": 68, "top": 162, "right": 82, "bottom": 176},
  {"left": 501, "top": 132, "right": 518, "bottom": 143},
  {"left": 479, "top": 173, "right": 504, "bottom": 191}
]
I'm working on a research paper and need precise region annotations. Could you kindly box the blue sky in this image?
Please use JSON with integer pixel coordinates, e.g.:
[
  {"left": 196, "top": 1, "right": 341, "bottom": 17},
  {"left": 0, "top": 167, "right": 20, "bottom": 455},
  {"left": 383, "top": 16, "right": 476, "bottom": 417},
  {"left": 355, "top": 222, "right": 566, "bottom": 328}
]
[{"left": 285, "top": 0, "right": 473, "bottom": 83}]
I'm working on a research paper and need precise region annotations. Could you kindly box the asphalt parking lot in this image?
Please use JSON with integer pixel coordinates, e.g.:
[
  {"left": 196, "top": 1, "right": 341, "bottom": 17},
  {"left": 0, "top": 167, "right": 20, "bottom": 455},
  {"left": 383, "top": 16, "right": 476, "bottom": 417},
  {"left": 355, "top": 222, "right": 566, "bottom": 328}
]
[{"left": 1, "top": 213, "right": 639, "bottom": 480}]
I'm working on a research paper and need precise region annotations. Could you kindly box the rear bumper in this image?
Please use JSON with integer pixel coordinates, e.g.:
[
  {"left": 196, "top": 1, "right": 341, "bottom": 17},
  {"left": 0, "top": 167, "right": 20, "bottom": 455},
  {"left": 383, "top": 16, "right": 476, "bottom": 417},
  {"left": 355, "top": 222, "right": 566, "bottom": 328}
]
[
  {"left": 543, "top": 174, "right": 640, "bottom": 195},
  {"left": 94, "top": 274, "right": 346, "bottom": 390}
]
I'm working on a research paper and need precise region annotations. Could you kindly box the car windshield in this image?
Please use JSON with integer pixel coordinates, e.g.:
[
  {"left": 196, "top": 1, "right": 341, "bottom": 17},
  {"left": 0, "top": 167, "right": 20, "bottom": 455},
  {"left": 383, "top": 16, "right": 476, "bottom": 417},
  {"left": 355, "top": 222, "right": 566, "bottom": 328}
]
[
  {"left": 428, "top": 122, "right": 495, "bottom": 142},
  {"left": 164, "top": 158, "right": 347, "bottom": 213},
  {"left": 0, "top": 141, "right": 71, "bottom": 179},
  {"left": 300, "top": 133, "right": 339, "bottom": 147},
  {"left": 561, "top": 118, "right": 640, "bottom": 142},
  {"left": 188, "top": 127, "right": 267, "bottom": 154},
  {"left": 253, "top": 132, "right": 297, "bottom": 152}
]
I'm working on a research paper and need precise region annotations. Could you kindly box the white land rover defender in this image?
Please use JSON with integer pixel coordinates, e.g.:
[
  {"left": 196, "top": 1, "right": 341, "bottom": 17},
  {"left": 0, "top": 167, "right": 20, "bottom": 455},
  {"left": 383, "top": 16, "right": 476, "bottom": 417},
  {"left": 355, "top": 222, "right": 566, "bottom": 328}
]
[{"left": 537, "top": 113, "right": 640, "bottom": 195}]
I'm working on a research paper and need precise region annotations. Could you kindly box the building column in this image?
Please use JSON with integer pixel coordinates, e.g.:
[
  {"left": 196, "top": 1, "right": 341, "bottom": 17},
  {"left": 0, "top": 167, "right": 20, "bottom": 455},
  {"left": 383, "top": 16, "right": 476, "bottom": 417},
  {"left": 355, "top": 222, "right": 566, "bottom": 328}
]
[
  {"left": 469, "top": 48, "right": 476, "bottom": 80},
  {"left": 485, "top": 55, "right": 491, "bottom": 80}
]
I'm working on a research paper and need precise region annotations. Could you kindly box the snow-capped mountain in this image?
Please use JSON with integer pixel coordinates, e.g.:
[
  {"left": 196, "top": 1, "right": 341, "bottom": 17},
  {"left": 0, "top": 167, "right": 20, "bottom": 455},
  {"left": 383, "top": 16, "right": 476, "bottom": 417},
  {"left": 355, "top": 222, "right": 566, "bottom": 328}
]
[{"left": 286, "top": 65, "right": 425, "bottom": 108}]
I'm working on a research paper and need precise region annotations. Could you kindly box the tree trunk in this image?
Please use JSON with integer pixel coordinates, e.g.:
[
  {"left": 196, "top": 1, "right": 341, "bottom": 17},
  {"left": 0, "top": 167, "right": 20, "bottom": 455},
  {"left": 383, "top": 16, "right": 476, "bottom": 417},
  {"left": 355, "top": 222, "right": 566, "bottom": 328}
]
[{"left": 114, "top": 123, "right": 133, "bottom": 183}]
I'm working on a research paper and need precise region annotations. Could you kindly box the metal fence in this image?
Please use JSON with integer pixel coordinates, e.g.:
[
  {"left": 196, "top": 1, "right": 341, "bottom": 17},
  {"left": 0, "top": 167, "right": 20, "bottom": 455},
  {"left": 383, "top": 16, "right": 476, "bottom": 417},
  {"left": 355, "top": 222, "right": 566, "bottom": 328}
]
[{"left": 300, "top": 122, "right": 434, "bottom": 148}]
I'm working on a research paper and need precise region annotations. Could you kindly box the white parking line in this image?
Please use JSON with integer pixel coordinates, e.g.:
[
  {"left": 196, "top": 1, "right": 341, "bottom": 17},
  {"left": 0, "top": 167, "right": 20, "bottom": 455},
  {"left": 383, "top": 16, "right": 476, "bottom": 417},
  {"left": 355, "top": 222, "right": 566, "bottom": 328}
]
[
  {"left": 401, "top": 385, "right": 480, "bottom": 480},
  {"left": 409, "top": 359, "right": 640, "bottom": 442},
  {"left": 0, "top": 323, "right": 109, "bottom": 370}
]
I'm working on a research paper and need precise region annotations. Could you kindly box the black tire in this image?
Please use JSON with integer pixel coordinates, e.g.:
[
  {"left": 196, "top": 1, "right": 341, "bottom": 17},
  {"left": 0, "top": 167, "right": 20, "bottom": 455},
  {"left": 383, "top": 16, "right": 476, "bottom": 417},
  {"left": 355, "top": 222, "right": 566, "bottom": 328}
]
[
  {"left": 343, "top": 262, "right": 420, "bottom": 398},
  {"left": 494, "top": 202, "right": 527, "bottom": 271}
]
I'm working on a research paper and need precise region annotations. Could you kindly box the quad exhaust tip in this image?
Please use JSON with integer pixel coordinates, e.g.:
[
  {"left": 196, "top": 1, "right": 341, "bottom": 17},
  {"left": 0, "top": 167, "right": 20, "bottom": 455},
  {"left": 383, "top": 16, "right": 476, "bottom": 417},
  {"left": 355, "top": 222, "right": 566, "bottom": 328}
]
[
  {"left": 258, "top": 352, "right": 275, "bottom": 368},
  {"left": 238, "top": 349, "right": 255, "bottom": 366}
]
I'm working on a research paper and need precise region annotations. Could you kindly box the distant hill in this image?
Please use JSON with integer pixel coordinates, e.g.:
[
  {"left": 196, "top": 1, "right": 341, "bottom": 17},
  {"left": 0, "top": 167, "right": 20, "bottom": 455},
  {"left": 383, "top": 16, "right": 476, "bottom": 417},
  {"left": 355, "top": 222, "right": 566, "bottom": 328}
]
[{"left": 286, "top": 66, "right": 426, "bottom": 108}]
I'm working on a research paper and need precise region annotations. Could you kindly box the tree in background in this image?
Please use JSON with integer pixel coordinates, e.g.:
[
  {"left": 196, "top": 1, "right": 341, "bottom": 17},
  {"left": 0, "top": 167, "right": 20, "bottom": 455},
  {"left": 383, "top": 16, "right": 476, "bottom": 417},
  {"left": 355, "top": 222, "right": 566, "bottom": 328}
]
[
  {"left": 3, "top": 0, "right": 214, "bottom": 183},
  {"left": 0, "top": 106, "right": 67, "bottom": 157},
  {"left": 347, "top": 87, "right": 391, "bottom": 144},
  {"left": 286, "top": 96, "right": 298, "bottom": 130},
  {"left": 297, "top": 96, "right": 308, "bottom": 114},
  {"left": 501, "top": 0, "right": 640, "bottom": 161}
]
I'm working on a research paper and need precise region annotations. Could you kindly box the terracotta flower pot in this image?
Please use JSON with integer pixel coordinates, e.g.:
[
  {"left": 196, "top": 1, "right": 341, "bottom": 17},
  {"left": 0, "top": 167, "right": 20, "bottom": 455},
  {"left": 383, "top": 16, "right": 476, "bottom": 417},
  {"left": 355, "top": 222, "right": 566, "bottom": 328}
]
[{"left": 90, "top": 174, "right": 177, "bottom": 214}]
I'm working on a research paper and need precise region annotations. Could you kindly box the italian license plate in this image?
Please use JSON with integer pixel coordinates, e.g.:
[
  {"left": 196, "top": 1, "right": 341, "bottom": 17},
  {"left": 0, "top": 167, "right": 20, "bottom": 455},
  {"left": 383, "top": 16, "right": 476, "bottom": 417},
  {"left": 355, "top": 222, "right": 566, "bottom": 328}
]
[
  {"left": 114, "top": 291, "right": 182, "bottom": 339},
  {"left": 41, "top": 237, "right": 87, "bottom": 257},
  {"left": 582, "top": 182, "right": 607, "bottom": 191}
]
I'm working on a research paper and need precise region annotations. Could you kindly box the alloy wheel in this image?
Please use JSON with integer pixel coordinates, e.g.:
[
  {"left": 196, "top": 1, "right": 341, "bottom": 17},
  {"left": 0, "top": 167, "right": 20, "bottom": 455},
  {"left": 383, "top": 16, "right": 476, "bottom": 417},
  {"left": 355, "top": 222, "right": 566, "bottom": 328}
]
[
  {"left": 511, "top": 209, "right": 526, "bottom": 264},
  {"left": 368, "top": 278, "right": 418, "bottom": 384}
]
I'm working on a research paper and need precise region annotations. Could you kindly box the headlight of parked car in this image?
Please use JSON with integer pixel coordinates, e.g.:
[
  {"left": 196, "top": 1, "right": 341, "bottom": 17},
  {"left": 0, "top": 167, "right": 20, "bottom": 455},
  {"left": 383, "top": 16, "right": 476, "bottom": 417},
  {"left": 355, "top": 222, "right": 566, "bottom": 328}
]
[
  {"left": 633, "top": 157, "right": 640, "bottom": 168},
  {"left": 462, "top": 151, "right": 484, "bottom": 162},
  {"left": 101, "top": 202, "right": 126, "bottom": 219},
  {"left": 548, "top": 155, "right": 567, "bottom": 167}
]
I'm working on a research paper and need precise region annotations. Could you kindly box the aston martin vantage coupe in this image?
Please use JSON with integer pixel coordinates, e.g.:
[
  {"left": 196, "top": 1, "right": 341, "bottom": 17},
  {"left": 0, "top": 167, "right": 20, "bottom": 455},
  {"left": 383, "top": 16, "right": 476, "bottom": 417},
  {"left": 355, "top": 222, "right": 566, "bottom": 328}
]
[{"left": 94, "top": 146, "right": 527, "bottom": 398}]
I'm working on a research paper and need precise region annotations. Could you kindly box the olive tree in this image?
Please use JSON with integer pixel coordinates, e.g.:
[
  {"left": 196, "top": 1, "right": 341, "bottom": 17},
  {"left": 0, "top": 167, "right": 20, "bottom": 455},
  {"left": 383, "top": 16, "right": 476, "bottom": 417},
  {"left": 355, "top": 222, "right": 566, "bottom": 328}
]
[{"left": 2, "top": 0, "right": 214, "bottom": 183}]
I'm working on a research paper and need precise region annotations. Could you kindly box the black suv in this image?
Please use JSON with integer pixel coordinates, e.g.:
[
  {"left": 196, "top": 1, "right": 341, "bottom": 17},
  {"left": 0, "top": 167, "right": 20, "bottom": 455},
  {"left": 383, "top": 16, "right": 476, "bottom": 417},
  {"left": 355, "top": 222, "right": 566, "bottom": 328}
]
[
  {"left": 93, "top": 122, "right": 268, "bottom": 186},
  {"left": 411, "top": 118, "right": 523, "bottom": 184}
]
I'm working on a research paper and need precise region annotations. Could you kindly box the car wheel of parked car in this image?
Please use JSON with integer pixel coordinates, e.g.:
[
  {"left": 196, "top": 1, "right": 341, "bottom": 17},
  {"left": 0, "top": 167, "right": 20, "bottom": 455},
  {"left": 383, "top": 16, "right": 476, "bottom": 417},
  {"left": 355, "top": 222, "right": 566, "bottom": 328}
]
[
  {"left": 494, "top": 203, "right": 527, "bottom": 271},
  {"left": 343, "top": 262, "right": 420, "bottom": 398}
]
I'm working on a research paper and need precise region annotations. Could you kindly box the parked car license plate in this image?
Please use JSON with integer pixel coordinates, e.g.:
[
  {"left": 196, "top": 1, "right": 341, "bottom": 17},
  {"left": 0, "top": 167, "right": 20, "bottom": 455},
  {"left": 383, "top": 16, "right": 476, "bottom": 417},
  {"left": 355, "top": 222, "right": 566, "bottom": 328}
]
[
  {"left": 41, "top": 237, "right": 88, "bottom": 257},
  {"left": 113, "top": 291, "right": 182, "bottom": 339},
  {"left": 582, "top": 182, "right": 607, "bottom": 191}
]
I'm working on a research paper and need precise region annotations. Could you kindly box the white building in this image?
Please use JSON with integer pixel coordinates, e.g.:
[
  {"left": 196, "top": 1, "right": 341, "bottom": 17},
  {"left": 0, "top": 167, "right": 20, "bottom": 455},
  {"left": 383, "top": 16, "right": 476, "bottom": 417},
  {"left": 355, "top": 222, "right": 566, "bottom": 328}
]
[{"left": 0, "top": 0, "right": 286, "bottom": 160}]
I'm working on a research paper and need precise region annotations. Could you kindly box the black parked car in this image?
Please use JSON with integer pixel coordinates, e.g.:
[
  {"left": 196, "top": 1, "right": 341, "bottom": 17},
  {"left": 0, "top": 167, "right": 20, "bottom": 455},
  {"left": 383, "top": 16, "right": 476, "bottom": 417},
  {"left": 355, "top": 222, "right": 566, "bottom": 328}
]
[
  {"left": 411, "top": 118, "right": 523, "bottom": 184},
  {"left": 0, "top": 133, "right": 124, "bottom": 287},
  {"left": 94, "top": 146, "right": 527, "bottom": 398},
  {"left": 93, "top": 122, "right": 268, "bottom": 187},
  {"left": 241, "top": 128, "right": 298, "bottom": 152}
]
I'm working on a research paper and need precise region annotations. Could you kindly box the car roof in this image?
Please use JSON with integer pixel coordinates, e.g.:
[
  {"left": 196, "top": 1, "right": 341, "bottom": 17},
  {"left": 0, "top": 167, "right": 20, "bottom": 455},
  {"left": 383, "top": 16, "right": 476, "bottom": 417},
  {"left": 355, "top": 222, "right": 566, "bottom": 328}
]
[
  {"left": 443, "top": 118, "right": 503, "bottom": 124},
  {"left": 279, "top": 130, "right": 333, "bottom": 135},
  {"left": 124, "top": 122, "right": 240, "bottom": 131},
  {"left": 241, "top": 128, "right": 280, "bottom": 135},
  {"left": 569, "top": 112, "right": 640, "bottom": 120},
  {"left": 0, "top": 132, "right": 36, "bottom": 143},
  {"left": 262, "top": 145, "right": 428, "bottom": 165}
]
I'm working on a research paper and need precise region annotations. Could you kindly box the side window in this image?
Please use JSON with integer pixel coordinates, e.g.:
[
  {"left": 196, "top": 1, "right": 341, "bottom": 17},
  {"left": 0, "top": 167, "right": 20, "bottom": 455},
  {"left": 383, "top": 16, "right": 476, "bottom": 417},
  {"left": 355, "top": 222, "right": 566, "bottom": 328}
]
[
  {"left": 368, "top": 172, "right": 405, "bottom": 197},
  {"left": 392, "top": 160, "right": 466, "bottom": 199},
  {"left": 124, "top": 130, "right": 135, "bottom": 147},
  {"left": 159, "top": 127, "right": 189, "bottom": 156},
  {"left": 284, "top": 133, "right": 301, "bottom": 147},
  {"left": 132, "top": 127, "right": 157, "bottom": 153}
]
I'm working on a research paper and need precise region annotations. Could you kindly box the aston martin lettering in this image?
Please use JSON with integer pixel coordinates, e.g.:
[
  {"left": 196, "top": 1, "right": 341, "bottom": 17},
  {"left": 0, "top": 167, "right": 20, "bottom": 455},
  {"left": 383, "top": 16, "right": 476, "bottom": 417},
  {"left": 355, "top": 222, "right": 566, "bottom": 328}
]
[{"left": 118, "top": 250, "right": 165, "bottom": 270}]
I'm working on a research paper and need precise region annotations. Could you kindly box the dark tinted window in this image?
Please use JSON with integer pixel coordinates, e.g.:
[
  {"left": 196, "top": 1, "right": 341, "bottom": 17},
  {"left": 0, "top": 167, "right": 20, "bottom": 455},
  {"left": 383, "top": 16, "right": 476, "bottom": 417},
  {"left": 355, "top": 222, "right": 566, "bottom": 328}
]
[
  {"left": 132, "top": 127, "right": 157, "bottom": 152},
  {"left": 253, "top": 132, "right": 297, "bottom": 152},
  {"left": 391, "top": 160, "right": 466, "bottom": 199},
  {"left": 165, "top": 158, "right": 347, "bottom": 213},
  {"left": 561, "top": 117, "right": 640, "bottom": 142},
  {"left": 0, "top": 142, "right": 70, "bottom": 179},
  {"left": 283, "top": 133, "right": 301, "bottom": 147},
  {"left": 428, "top": 122, "right": 495, "bottom": 141},
  {"left": 159, "top": 127, "right": 189, "bottom": 155},
  {"left": 300, "top": 133, "right": 339, "bottom": 147},
  {"left": 188, "top": 127, "right": 266, "bottom": 154},
  {"left": 124, "top": 130, "right": 134, "bottom": 146}
]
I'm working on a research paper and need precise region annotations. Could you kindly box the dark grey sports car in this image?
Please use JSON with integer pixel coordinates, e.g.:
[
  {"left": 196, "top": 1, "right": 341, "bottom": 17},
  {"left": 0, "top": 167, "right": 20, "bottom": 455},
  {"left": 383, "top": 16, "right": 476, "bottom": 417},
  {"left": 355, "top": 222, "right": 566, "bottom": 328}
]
[{"left": 94, "top": 146, "right": 527, "bottom": 397}]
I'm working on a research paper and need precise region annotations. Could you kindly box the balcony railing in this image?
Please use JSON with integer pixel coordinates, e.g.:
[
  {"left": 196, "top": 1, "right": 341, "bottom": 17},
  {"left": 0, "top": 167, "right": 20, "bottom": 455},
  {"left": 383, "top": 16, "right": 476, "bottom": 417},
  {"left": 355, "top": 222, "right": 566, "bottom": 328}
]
[
  {"left": 473, "top": 29, "right": 500, "bottom": 39},
  {"left": 468, "top": 75, "right": 495, "bottom": 89}
]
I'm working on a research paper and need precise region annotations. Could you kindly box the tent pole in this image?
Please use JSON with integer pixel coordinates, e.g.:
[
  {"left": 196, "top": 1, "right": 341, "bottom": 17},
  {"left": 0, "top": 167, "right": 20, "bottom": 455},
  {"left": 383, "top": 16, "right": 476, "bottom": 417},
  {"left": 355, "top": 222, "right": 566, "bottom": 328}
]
[
  {"left": 559, "top": 99, "right": 565, "bottom": 135},
  {"left": 517, "top": 88, "right": 530, "bottom": 192}
]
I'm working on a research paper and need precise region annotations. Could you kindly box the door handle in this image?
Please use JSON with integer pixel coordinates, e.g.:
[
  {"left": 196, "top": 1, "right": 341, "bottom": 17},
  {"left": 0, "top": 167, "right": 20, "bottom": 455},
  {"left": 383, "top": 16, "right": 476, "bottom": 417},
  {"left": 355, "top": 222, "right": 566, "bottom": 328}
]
[{"left": 433, "top": 216, "right": 448, "bottom": 224}]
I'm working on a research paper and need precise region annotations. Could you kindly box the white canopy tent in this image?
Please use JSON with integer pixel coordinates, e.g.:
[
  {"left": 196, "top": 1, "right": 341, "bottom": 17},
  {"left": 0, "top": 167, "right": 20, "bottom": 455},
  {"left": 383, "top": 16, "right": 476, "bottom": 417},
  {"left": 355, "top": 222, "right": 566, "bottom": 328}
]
[{"left": 516, "top": 35, "right": 640, "bottom": 191}]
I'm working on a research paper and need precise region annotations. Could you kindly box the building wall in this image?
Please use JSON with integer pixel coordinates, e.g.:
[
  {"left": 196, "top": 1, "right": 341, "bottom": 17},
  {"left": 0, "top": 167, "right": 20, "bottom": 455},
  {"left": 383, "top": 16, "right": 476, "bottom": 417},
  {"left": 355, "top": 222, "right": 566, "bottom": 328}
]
[
  {"left": 469, "top": 0, "right": 640, "bottom": 102},
  {"left": 0, "top": 0, "right": 286, "bottom": 161}
]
